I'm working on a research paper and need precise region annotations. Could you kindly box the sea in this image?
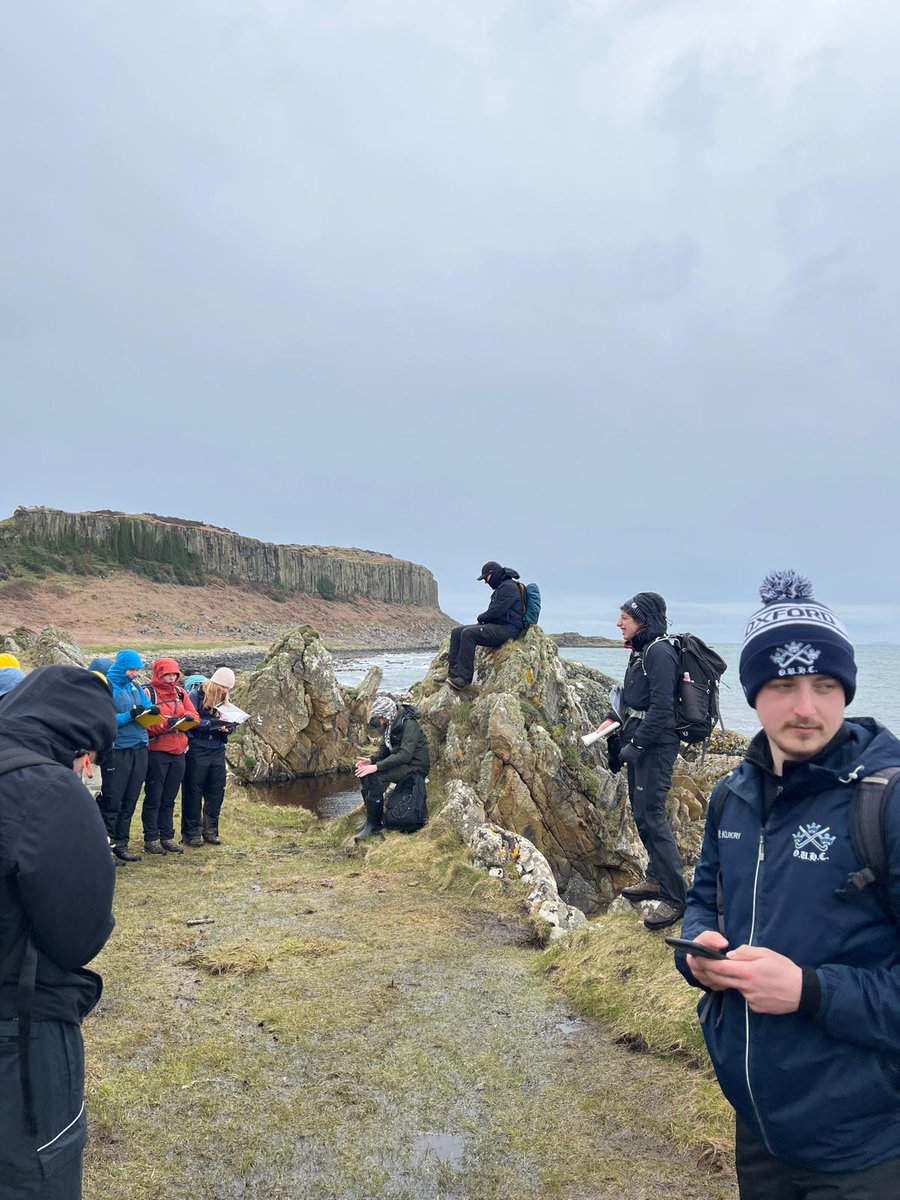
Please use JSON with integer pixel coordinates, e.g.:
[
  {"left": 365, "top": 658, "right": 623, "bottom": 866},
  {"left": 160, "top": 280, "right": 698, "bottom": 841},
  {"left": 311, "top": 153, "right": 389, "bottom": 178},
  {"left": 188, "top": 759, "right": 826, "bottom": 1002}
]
[{"left": 332, "top": 644, "right": 900, "bottom": 739}]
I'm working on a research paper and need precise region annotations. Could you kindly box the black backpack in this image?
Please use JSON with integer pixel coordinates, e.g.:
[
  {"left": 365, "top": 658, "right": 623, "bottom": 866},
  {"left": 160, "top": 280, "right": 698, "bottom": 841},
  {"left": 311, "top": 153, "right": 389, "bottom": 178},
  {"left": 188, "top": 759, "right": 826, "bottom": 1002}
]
[
  {"left": 383, "top": 772, "right": 428, "bottom": 833},
  {"left": 645, "top": 634, "right": 727, "bottom": 746},
  {"left": 834, "top": 766, "right": 900, "bottom": 923}
]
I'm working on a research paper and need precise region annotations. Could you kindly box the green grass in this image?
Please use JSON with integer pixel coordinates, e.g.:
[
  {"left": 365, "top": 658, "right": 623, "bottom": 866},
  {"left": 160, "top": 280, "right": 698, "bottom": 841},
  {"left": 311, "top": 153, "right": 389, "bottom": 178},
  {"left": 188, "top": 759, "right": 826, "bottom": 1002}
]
[{"left": 83, "top": 790, "right": 735, "bottom": 1199}]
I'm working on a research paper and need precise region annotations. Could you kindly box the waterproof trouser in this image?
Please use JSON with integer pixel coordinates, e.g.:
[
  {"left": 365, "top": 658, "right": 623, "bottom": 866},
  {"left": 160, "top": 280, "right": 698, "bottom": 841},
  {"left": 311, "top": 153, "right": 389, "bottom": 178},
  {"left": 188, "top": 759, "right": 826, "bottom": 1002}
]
[
  {"left": 181, "top": 744, "right": 226, "bottom": 838},
  {"left": 142, "top": 751, "right": 186, "bottom": 842},
  {"left": 448, "top": 623, "right": 517, "bottom": 685},
  {"left": 735, "top": 1116, "right": 900, "bottom": 1199},
  {"left": 625, "top": 736, "right": 686, "bottom": 909},
  {"left": 97, "top": 746, "right": 148, "bottom": 846},
  {"left": 0, "top": 1019, "right": 86, "bottom": 1199}
]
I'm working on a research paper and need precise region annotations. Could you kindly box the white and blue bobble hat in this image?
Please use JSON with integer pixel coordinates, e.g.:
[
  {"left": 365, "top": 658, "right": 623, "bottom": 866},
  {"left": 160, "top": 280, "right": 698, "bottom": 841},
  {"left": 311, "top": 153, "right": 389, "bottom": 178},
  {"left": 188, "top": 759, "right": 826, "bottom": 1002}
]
[{"left": 738, "top": 570, "right": 857, "bottom": 706}]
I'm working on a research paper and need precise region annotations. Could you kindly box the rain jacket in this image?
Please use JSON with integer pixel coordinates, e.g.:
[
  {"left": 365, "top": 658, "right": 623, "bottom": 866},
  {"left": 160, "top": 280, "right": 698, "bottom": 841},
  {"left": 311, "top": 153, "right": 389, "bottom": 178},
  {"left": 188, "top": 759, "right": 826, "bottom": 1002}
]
[
  {"left": 369, "top": 705, "right": 431, "bottom": 783},
  {"left": 476, "top": 569, "right": 524, "bottom": 634},
  {"left": 678, "top": 718, "right": 900, "bottom": 1172},
  {"left": 145, "top": 659, "right": 199, "bottom": 756},
  {"left": 107, "top": 650, "right": 151, "bottom": 750},
  {"left": 0, "top": 666, "right": 116, "bottom": 1023}
]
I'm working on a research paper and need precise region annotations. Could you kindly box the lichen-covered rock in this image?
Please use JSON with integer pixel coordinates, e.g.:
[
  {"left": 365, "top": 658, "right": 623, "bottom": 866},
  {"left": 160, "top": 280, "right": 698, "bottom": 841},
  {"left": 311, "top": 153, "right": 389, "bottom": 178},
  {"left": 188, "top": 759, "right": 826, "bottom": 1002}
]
[
  {"left": 414, "top": 629, "right": 636, "bottom": 914},
  {"left": 469, "top": 822, "right": 587, "bottom": 942},
  {"left": 30, "top": 625, "right": 87, "bottom": 668},
  {"left": 440, "top": 780, "right": 486, "bottom": 844},
  {"left": 226, "top": 626, "right": 382, "bottom": 782}
]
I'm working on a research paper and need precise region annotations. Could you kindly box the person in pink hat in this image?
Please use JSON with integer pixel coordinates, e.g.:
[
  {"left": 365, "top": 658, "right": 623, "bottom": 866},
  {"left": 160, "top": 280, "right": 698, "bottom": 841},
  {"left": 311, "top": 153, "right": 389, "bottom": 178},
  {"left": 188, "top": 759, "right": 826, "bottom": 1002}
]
[{"left": 180, "top": 667, "right": 236, "bottom": 846}]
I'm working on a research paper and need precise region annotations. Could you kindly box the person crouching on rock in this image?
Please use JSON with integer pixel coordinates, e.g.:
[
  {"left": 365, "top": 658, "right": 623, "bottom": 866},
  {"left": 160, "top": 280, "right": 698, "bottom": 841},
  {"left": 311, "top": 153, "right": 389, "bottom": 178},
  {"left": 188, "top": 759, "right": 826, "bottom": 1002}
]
[
  {"left": 181, "top": 668, "right": 236, "bottom": 846},
  {"left": 439, "top": 561, "right": 525, "bottom": 691},
  {"left": 354, "top": 696, "right": 430, "bottom": 840},
  {"left": 141, "top": 658, "right": 199, "bottom": 856}
]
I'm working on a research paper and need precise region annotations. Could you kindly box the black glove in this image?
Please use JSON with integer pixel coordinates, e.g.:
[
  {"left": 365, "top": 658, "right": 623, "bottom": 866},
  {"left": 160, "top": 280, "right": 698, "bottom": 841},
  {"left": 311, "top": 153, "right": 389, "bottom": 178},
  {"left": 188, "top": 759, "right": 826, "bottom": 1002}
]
[
  {"left": 129, "top": 705, "right": 145, "bottom": 719},
  {"left": 166, "top": 715, "right": 182, "bottom": 728},
  {"left": 146, "top": 705, "right": 160, "bottom": 716},
  {"left": 606, "top": 733, "right": 622, "bottom": 775},
  {"left": 619, "top": 741, "right": 643, "bottom": 768}
]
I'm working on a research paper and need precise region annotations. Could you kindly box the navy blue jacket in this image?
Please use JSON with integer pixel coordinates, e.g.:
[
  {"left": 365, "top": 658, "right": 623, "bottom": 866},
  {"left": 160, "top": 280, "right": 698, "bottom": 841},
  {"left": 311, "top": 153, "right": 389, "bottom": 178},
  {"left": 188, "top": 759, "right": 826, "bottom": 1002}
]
[
  {"left": 476, "top": 573, "right": 524, "bottom": 634},
  {"left": 186, "top": 685, "right": 232, "bottom": 751},
  {"left": 679, "top": 718, "right": 900, "bottom": 1172}
]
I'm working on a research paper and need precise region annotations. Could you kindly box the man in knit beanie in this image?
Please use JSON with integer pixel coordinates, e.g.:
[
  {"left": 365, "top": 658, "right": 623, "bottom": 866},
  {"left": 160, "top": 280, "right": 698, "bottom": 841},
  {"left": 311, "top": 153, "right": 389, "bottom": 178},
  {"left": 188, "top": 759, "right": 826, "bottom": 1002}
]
[{"left": 676, "top": 571, "right": 900, "bottom": 1196}]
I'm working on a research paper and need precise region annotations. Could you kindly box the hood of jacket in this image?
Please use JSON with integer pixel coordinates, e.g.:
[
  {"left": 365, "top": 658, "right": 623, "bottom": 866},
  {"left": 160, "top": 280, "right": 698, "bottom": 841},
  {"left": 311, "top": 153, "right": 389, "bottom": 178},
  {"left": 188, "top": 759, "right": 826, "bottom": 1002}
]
[
  {"left": 107, "top": 649, "right": 144, "bottom": 691},
  {"left": 488, "top": 567, "right": 518, "bottom": 590},
  {"left": 0, "top": 667, "right": 26, "bottom": 698},
  {"left": 150, "top": 658, "right": 182, "bottom": 701},
  {"left": 729, "top": 717, "right": 900, "bottom": 806},
  {"left": 88, "top": 656, "right": 113, "bottom": 675},
  {"left": 0, "top": 664, "right": 117, "bottom": 764}
]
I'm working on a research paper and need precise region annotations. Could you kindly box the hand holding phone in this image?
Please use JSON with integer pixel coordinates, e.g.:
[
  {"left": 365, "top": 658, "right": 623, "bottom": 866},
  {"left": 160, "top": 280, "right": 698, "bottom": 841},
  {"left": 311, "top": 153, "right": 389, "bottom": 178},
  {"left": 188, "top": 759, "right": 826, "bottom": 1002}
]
[{"left": 665, "top": 936, "right": 729, "bottom": 961}]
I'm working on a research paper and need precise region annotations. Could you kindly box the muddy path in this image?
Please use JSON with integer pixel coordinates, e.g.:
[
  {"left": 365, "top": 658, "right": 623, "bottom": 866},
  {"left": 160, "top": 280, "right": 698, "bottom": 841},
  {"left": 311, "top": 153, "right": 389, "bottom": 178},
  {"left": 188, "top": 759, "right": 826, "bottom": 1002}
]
[{"left": 85, "top": 799, "right": 735, "bottom": 1200}]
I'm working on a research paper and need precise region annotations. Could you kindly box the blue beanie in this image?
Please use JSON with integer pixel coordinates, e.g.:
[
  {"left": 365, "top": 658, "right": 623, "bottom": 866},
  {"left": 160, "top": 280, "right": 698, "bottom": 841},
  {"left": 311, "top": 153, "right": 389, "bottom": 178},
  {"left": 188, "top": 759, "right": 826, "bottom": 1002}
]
[{"left": 739, "top": 571, "right": 856, "bottom": 706}]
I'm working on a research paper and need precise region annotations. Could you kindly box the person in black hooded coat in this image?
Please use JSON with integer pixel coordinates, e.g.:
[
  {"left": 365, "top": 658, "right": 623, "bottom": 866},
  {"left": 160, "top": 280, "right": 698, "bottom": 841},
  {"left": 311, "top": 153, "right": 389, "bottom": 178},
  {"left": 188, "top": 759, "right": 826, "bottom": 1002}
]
[
  {"left": 0, "top": 665, "right": 117, "bottom": 1198},
  {"left": 442, "top": 561, "right": 525, "bottom": 690},
  {"left": 610, "top": 591, "right": 687, "bottom": 930}
]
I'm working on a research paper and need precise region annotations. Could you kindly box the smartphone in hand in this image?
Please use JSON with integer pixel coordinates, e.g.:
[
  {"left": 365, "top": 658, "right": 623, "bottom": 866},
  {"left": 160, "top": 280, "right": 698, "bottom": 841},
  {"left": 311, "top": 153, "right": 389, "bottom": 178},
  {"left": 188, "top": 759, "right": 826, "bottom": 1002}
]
[{"left": 665, "top": 936, "right": 728, "bottom": 961}]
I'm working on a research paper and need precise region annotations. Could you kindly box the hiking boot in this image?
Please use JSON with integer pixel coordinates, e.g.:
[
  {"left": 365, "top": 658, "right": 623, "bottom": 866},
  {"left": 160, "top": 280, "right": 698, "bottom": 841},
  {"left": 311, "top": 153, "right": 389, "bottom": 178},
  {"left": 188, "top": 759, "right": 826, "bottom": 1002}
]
[
  {"left": 112, "top": 850, "right": 126, "bottom": 868},
  {"left": 446, "top": 676, "right": 469, "bottom": 691},
  {"left": 181, "top": 835, "right": 204, "bottom": 848},
  {"left": 160, "top": 838, "right": 183, "bottom": 854},
  {"left": 354, "top": 795, "right": 384, "bottom": 842},
  {"left": 202, "top": 829, "right": 222, "bottom": 844},
  {"left": 143, "top": 839, "right": 166, "bottom": 855},
  {"left": 621, "top": 879, "right": 662, "bottom": 901},
  {"left": 112, "top": 844, "right": 141, "bottom": 862},
  {"left": 643, "top": 901, "right": 685, "bottom": 931}
]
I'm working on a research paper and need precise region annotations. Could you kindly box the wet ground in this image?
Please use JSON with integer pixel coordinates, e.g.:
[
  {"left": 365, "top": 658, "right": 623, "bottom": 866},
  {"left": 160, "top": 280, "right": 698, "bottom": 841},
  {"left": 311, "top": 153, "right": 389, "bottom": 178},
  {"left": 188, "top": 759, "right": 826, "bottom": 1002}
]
[{"left": 86, "top": 798, "right": 736, "bottom": 1200}]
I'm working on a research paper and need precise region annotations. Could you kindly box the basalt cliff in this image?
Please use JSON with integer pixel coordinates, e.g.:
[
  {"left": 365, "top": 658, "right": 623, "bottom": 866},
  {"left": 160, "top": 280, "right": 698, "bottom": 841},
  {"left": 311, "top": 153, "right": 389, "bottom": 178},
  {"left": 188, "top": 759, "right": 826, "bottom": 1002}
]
[{"left": 0, "top": 507, "right": 455, "bottom": 647}]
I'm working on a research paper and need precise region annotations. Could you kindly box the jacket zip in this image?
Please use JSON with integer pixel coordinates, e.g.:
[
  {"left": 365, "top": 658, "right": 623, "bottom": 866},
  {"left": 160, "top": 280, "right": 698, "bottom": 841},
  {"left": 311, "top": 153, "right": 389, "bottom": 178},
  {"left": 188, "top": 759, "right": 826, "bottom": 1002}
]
[{"left": 744, "top": 828, "right": 774, "bottom": 1152}]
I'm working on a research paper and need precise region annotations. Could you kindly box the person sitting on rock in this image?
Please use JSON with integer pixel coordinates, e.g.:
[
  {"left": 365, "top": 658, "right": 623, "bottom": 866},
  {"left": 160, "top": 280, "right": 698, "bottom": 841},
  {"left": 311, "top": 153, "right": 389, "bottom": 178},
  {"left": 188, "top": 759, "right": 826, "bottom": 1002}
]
[
  {"left": 440, "top": 561, "right": 525, "bottom": 691},
  {"left": 354, "top": 696, "right": 430, "bottom": 840}
]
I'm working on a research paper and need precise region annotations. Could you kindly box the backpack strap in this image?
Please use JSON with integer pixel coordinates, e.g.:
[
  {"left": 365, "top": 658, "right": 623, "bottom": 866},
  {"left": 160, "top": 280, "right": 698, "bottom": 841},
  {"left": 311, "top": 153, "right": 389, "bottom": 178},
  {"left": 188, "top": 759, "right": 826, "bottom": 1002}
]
[
  {"left": 708, "top": 785, "right": 731, "bottom": 937},
  {"left": 0, "top": 750, "right": 61, "bottom": 777},
  {"left": 517, "top": 581, "right": 527, "bottom": 615},
  {"left": 835, "top": 767, "right": 900, "bottom": 922}
]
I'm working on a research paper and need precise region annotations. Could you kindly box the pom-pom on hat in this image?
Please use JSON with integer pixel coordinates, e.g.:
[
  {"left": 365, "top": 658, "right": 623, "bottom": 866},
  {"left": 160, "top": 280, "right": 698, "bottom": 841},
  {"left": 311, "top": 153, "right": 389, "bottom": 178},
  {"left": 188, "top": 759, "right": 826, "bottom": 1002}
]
[{"left": 739, "top": 570, "right": 856, "bottom": 706}]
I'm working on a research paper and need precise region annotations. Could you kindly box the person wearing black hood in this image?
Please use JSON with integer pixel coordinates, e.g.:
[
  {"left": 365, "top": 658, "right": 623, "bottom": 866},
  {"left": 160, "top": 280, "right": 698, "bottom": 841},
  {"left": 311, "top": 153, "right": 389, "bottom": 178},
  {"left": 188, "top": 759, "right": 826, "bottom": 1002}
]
[
  {"left": 0, "top": 665, "right": 117, "bottom": 1198},
  {"left": 440, "top": 561, "right": 525, "bottom": 691},
  {"left": 610, "top": 591, "right": 686, "bottom": 931}
]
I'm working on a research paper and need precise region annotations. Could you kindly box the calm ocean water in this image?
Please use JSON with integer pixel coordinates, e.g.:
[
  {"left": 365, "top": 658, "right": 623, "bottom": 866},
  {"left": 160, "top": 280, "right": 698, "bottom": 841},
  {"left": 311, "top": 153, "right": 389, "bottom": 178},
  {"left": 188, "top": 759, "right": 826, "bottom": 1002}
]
[{"left": 333, "top": 644, "right": 900, "bottom": 739}]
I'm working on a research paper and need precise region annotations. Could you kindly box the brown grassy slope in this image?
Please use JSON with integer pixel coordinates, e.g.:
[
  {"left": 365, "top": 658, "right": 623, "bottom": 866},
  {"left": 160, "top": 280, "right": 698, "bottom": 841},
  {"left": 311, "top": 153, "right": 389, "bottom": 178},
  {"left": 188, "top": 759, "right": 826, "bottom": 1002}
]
[{"left": 0, "top": 569, "right": 455, "bottom": 646}]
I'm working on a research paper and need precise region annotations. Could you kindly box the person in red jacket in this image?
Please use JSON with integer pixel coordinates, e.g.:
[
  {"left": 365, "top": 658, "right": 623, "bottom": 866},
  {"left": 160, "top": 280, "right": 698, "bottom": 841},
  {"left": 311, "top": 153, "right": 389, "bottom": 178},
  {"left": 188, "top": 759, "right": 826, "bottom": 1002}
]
[{"left": 141, "top": 658, "right": 199, "bottom": 855}]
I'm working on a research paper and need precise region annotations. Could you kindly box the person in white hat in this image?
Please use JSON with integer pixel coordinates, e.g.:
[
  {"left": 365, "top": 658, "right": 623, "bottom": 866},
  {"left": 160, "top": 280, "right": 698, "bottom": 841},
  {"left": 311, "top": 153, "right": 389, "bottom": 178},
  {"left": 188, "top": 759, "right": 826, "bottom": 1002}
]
[{"left": 180, "top": 667, "right": 236, "bottom": 846}]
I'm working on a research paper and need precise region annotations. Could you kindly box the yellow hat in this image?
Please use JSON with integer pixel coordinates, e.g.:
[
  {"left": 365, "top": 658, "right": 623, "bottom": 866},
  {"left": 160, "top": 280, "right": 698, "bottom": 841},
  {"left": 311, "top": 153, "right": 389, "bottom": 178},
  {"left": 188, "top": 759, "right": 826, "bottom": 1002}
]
[{"left": 0, "top": 654, "right": 21, "bottom": 669}]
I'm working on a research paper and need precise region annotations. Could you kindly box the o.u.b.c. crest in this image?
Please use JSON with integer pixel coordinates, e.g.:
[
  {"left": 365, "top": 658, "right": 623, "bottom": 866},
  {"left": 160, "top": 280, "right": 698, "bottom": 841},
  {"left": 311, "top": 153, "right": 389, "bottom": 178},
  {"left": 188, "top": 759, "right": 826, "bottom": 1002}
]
[{"left": 771, "top": 642, "right": 821, "bottom": 674}]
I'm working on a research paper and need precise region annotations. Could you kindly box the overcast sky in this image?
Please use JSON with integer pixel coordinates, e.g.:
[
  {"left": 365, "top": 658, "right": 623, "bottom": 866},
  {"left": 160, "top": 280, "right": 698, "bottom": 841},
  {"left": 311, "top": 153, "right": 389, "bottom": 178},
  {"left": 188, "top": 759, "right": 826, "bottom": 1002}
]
[{"left": 2, "top": 1, "right": 897, "bottom": 641}]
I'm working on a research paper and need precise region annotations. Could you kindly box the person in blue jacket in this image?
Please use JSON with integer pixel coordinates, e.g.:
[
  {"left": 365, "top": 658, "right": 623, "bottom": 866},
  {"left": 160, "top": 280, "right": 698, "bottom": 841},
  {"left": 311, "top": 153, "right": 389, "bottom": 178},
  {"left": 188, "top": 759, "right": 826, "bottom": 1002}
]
[
  {"left": 676, "top": 571, "right": 900, "bottom": 1197},
  {"left": 97, "top": 649, "right": 156, "bottom": 862}
]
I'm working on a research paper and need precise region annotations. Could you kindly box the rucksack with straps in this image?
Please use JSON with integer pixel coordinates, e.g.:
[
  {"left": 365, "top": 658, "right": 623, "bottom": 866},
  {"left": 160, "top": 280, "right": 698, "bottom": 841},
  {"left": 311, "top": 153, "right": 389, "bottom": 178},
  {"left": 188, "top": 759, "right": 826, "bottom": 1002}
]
[
  {"left": 516, "top": 582, "right": 542, "bottom": 630},
  {"left": 645, "top": 634, "right": 727, "bottom": 747},
  {"left": 383, "top": 772, "right": 428, "bottom": 833},
  {"left": 0, "top": 749, "right": 66, "bottom": 1135},
  {"left": 711, "top": 767, "right": 900, "bottom": 925}
]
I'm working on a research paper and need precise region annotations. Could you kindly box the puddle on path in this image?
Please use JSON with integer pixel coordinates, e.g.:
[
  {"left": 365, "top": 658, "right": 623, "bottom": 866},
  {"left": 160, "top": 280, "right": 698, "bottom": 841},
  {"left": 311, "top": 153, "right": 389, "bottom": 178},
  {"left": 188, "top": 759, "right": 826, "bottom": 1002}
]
[{"left": 411, "top": 1131, "right": 466, "bottom": 1168}]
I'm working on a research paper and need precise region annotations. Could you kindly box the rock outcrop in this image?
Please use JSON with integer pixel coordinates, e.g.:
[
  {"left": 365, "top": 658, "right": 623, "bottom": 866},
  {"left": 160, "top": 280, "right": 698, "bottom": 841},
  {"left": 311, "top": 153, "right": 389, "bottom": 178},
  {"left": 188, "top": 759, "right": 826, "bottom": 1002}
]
[
  {"left": 1, "top": 625, "right": 86, "bottom": 668},
  {"left": 3, "top": 507, "right": 445, "bottom": 607},
  {"left": 414, "top": 629, "right": 742, "bottom": 915},
  {"left": 226, "top": 626, "right": 382, "bottom": 782},
  {"left": 412, "top": 629, "right": 639, "bottom": 914}
]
